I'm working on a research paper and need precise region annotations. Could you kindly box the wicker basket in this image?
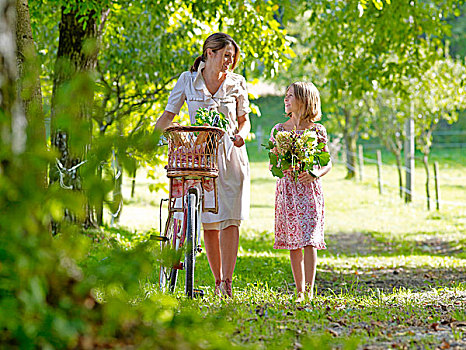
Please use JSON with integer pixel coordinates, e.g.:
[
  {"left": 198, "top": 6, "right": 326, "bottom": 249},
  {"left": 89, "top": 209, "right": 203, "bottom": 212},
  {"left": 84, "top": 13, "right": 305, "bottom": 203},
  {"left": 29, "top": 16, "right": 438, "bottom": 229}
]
[{"left": 164, "top": 125, "right": 225, "bottom": 178}]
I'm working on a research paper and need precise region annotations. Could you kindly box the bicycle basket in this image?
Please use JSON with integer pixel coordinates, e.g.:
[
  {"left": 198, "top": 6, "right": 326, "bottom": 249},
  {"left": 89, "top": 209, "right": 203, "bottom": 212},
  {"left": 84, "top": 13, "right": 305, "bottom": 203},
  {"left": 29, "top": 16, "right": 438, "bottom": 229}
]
[{"left": 164, "top": 125, "right": 225, "bottom": 178}]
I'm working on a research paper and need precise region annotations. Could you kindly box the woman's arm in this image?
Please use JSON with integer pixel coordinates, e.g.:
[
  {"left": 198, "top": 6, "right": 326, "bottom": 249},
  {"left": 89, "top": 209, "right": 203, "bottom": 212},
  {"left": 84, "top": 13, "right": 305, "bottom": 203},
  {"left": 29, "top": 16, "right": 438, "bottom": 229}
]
[
  {"left": 154, "top": 110, "right": 177, "bottom": 131},
  {"left": 232, "top": 113, "right": 250, "bottom": 147}
]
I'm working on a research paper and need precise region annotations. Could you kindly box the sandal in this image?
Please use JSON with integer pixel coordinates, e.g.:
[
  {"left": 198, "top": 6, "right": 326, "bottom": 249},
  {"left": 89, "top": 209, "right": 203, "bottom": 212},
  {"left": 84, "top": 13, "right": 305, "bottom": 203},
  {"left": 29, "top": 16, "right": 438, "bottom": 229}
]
[
  {"left": 221, "top": 278, "right": 232, "bottom": 298},
  {"left": 214, "top": 279, "right": 222, "bottom": 296}
]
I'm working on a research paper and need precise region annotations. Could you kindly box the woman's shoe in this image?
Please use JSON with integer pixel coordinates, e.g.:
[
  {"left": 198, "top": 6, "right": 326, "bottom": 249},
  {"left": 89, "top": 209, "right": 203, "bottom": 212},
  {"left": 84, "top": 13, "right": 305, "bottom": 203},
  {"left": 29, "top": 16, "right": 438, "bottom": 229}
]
[
  {"left": 295, "top": 292, "right": 305, "bottom": 303},
  {"left": 221, "top": 278, "right": 232, "bottom": 298},
  {"left": 214, "top": 279, "right": 222, "bottom": 296}
]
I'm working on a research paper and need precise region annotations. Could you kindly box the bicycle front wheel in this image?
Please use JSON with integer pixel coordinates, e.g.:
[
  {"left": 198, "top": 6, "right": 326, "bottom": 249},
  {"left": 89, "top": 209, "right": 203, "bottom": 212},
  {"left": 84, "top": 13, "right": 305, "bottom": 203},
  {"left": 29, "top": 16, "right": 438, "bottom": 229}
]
[
  {"left": 185, "top": 192, "right": 197, "bottom": 298},
  {"left": 159, "top": 212, "right": 179, "bottom": 293}
]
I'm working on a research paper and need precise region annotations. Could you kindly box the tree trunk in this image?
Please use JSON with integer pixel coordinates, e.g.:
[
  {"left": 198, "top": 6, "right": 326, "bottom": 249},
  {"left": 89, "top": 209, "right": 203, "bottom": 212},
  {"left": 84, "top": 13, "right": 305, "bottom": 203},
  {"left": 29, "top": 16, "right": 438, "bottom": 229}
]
[
  {"left": 15, "top": 0, "right": 44, "bottom": 142},
  {"left": 395, "top": 152, "right": 403, "bottom": 199},
  {"left": 50, "top": 5, "right": 99, "bottom": 232},
  {"left": 423, "top": 153, "right": 431, "bottom": 210},
  {"left": 131, "top": 167, "right": 137, "bottom": 198},
  {"left": 1, "top": 0, "right": 27, "bottom": 163},
  {"left": 342, "top": 108, "right": 357, "bottom": 179},
  {"left": 96, "top": 164, "right": 104, "bottom": 226},
  {"left": 110, "top": 151, "right": 123, "bottom": 225}
]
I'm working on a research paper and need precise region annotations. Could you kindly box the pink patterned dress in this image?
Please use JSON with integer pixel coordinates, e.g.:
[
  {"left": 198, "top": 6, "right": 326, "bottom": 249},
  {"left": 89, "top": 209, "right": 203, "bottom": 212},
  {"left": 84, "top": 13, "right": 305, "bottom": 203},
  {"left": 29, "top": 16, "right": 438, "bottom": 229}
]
[{"left": 272, "top": 123, "right": 328, "bottom": 250}]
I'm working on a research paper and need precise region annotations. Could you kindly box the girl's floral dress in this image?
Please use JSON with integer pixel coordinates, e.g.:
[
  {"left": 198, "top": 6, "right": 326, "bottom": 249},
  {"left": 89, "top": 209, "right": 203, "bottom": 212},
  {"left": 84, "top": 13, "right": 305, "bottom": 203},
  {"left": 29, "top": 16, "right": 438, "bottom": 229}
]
[{"left": 271, "top": 123, "right": 328, "bottom": 250}]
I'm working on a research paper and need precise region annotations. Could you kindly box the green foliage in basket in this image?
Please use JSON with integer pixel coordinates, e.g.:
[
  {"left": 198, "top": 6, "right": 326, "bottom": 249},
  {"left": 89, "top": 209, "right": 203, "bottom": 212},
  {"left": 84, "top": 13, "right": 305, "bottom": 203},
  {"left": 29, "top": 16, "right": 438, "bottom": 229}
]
[{"left": 194, "top": 108, "right": 229, "bottom": 132}]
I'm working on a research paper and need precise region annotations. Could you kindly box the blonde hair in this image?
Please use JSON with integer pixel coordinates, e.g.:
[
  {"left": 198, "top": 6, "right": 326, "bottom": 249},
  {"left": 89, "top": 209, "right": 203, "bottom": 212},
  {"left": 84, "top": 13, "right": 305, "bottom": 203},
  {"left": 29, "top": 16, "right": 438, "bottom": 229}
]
[
  {"left": 286, "top": 82, "right": 322, "bottom": 122},
  {"left": 190, "top": 33, "right": 240, "bottom": 72}
]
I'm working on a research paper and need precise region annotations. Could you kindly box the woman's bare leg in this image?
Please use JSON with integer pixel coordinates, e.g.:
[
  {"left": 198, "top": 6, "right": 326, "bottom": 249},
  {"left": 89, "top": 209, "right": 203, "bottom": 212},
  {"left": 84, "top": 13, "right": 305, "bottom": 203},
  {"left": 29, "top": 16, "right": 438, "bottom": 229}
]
[
  {"left": 220, "top": 225, "right": 239, "bottom": 281},
  {"left": 304, "top": 245, "right": 317, "bottom": 297},
  {"left": 204, "top": 229, "right": 222, "bottom": 282},
  {"left": 290, "top": 249, "right": 305, "bottom": 294}
]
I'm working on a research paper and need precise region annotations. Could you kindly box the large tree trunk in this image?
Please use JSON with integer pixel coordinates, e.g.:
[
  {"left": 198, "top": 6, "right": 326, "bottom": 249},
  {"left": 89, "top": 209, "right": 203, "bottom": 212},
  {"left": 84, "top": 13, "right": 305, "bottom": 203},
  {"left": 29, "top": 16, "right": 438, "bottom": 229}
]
[
  {"left": 15, "top": 0, "right": 46, "bottom": 186},
  {"left": 1, "top": 0, "right": 27, "bottom": 164},
  {"left": 50, "top": 6, "right": 99, "bottom": 232}
]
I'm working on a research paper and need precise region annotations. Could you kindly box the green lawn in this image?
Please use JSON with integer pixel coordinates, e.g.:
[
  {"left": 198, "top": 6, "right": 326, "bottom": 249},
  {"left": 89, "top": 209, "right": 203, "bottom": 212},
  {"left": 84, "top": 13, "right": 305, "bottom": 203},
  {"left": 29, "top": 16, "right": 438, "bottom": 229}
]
[{"left": 96, "top": 147, "right": 465, "bottom": 349}]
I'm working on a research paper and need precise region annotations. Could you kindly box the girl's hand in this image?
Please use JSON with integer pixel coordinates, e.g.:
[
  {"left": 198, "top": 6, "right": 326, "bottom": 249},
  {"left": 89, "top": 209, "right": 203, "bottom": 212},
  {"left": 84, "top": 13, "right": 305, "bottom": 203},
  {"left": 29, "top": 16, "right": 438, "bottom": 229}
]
[
  {"left": 232, "top": 134, "right": 245, "bottom": 147},
  {"left": 298, "top": 171, "right": 319, "bottom": 185}
]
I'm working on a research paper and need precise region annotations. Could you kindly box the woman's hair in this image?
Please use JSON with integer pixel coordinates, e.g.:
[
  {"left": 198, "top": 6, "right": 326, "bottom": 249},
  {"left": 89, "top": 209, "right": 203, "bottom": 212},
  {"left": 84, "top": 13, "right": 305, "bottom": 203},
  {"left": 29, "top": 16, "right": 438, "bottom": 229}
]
[
  {"left": 190, "top": 33, "right": 240, "bottom": 73},
  {"left": 286, "top": 82, "right": 322, "bottom": 122}
]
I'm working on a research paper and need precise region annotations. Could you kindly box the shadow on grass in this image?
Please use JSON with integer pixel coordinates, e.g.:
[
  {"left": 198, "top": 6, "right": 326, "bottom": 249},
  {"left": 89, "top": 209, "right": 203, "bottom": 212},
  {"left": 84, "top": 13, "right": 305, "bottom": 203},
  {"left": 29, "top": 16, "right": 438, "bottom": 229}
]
[
  {"left": 193, "top": 249, "right": 466, "bottom": 296},
  {"left": 239, "top": 229, "right": 465, "bottom": 259},
  {"left": 222, "top": 230, "right": 466, "bottom": 295},
  {"left": 325, "top": 231, "right": 466, "bottom": 259}
]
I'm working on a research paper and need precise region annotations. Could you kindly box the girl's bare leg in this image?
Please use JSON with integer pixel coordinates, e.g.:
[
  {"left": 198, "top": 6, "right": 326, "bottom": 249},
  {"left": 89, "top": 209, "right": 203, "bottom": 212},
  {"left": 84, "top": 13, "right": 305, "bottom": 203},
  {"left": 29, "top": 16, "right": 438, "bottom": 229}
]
[
  {"left": 290, "top": 249, "right": 305, "bottom": 295},
  {"left": 304, "top": 245, "right": 317, "bottom": 297}
]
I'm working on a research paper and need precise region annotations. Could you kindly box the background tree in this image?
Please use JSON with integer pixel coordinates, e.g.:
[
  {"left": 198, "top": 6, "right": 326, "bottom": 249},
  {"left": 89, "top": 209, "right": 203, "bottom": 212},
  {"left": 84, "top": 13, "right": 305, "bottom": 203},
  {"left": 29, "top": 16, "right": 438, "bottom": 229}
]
[
  {"left": 286, "top": 0, "right": 463, "bottom": 179},
  {"left": 411, "top": 56, "right": 466, "bottom": 209},
  {"left": 30, "top": 0, "right": 294, "bottom": 227},
  {"left": 364, "top": 89, "right": 407, "bottom": 198}
]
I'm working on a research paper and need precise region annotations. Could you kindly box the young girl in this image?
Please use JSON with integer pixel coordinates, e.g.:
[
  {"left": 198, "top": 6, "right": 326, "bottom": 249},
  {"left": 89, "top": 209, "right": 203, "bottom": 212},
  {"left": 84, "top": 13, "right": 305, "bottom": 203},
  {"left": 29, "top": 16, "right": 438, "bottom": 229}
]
[{"left": 270, "top": 82, "right": 332, "bottom": 301}]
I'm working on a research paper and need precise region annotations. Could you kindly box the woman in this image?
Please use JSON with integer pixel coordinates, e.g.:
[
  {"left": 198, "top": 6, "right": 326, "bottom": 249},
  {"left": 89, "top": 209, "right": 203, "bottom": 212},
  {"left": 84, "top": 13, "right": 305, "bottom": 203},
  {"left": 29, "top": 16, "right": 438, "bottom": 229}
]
[{"left": 155, "top": 33, "right": 251, "bottom": 297}]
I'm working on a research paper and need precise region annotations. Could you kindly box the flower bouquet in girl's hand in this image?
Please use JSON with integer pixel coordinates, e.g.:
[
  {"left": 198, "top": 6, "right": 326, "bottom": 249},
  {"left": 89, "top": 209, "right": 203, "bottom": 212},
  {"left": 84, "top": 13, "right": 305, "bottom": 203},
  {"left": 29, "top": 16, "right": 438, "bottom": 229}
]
[{"left": 263, "top": 128, "right": 330, "bottom": 179}]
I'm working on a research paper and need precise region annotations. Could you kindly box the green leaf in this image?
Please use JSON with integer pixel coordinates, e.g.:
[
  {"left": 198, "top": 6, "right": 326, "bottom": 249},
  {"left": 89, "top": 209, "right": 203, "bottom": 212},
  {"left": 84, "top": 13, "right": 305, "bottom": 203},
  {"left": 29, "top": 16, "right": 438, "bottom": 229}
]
[
  {"left": 317, "top": 152, "right": 331, "bottom": 166},
  {"left": 269, "top": 152, "right": 278, "bottom": 166},
  {"left": 271, "top": 165, "right": 284, "bottom": 178},
  {"left": 281, "top": 158, "right": 291, "bottom": 170},
  {"left": 317, "top": 142, "right": 326, "bottom": 150},
  {"left": 305, "top": 157, "right": 314, "bottom": 169}
]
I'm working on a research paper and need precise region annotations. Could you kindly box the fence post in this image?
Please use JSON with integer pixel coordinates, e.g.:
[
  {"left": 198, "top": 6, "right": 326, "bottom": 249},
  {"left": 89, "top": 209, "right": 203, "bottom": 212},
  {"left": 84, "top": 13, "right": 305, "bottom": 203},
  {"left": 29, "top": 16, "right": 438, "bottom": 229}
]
[
  {"left": 434, "top": 161, "right": 440, "bottom": 211},
  {"left": 404, "top": 111, "right": 415, "bottom": 203},
  {"left": 377, "top": 149, "right": 383, "bottom": 195},
  {"left": 256, "top": 124, "right": 263, "bottom": 152},
  {"left": 358, "top": 144, "right": 364, "bottom": 182}
]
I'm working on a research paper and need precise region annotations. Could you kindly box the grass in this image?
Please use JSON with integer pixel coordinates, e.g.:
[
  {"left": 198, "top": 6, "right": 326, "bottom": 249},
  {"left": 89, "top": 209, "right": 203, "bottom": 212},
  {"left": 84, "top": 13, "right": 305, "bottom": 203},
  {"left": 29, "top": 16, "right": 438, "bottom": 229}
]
[{"left": 94, "top": 146, "right": 465, "bottom": 349}]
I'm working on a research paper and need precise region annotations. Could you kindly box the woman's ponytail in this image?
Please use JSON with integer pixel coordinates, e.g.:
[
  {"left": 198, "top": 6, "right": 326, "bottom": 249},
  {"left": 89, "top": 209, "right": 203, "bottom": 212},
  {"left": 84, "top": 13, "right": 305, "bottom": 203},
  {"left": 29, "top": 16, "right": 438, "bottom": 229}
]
[{"left": 190, "top": 55, "right": 204, "bottom": 73}]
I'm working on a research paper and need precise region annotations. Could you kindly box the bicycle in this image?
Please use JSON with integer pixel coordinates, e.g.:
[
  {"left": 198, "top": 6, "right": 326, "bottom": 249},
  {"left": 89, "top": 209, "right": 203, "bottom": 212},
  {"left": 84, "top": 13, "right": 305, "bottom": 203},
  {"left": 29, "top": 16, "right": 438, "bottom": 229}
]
[{"left": 152, "top": 125, "right": 225, "bottom": 298}]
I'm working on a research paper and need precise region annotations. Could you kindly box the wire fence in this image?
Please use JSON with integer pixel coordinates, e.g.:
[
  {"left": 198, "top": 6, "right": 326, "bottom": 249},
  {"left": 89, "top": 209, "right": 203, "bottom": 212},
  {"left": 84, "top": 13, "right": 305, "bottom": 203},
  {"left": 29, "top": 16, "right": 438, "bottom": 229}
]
[{"left": 333, "top": 148, "right": 466, "bottom": 209}]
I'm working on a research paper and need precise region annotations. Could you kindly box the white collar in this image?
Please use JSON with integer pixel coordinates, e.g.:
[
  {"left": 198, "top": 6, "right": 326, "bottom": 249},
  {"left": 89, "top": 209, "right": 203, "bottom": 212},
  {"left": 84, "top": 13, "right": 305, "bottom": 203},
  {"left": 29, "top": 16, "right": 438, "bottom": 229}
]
[{"left": 193, "top": 61, "right": 233, "bottom": 97}]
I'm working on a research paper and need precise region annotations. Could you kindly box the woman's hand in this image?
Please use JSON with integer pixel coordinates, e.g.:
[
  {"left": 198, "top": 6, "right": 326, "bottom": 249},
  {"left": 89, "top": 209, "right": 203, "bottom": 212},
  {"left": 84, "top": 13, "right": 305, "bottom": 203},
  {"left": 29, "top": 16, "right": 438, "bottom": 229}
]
[
  {"left": 298, "top": 171, "right": 319, "bottom": 185},
  {"left": 232, "top": 134, "right": 245, "bottom": 147}
]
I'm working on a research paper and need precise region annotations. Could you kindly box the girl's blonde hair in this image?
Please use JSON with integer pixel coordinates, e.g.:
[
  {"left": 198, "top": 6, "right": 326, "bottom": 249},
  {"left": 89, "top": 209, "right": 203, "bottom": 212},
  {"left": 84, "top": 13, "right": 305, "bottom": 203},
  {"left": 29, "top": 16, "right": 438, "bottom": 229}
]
[
  {"left": 286, "top": 82, "right": 322, "bottom": 122},
  {"left": 190, "top": 33, "right": 240, "bottom": 72}
]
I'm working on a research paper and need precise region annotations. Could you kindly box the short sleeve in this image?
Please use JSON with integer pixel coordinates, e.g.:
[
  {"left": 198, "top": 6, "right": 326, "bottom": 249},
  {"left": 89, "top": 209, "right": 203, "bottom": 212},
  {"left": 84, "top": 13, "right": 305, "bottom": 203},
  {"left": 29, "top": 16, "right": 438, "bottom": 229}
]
[
  {"left": 165, "top": 72, "right": 188, "bottom": 115},
  {"left": 236, "top": 76, "right": 251, "bottom": 116},
  {"left": 269, "top": 123, "right": 281, "bottom": 142},
  {"left": 316, "top": 124, "right": 328, "bottom": 144}
]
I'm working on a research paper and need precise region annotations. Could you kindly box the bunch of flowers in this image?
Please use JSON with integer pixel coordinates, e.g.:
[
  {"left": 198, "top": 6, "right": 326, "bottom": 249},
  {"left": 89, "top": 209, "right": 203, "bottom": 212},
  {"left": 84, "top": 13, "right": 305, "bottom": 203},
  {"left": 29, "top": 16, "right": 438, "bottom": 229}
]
[
  {"left": 193, "top": 108, "right": 228, "bottom": 131},
  {"left": 264, "top": 128, "right": 330, "bottom": 179}
]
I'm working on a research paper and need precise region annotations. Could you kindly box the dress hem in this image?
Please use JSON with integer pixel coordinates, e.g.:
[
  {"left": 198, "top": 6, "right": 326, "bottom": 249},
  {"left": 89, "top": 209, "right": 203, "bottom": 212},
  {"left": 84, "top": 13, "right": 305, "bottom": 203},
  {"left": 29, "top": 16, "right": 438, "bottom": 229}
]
[{"left": 273, "top": 242, "right": 327, "bottom": 250}]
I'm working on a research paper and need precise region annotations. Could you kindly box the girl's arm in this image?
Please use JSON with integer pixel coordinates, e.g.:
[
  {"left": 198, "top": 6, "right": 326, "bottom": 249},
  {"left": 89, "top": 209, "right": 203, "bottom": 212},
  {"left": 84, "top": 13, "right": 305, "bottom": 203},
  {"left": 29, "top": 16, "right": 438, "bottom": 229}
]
[
  {"left": 313, "top": 144, "right": 332, "bottom": 177},
  {"left": 298, "top": 144, "right": 332, "bottom": 184}
]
